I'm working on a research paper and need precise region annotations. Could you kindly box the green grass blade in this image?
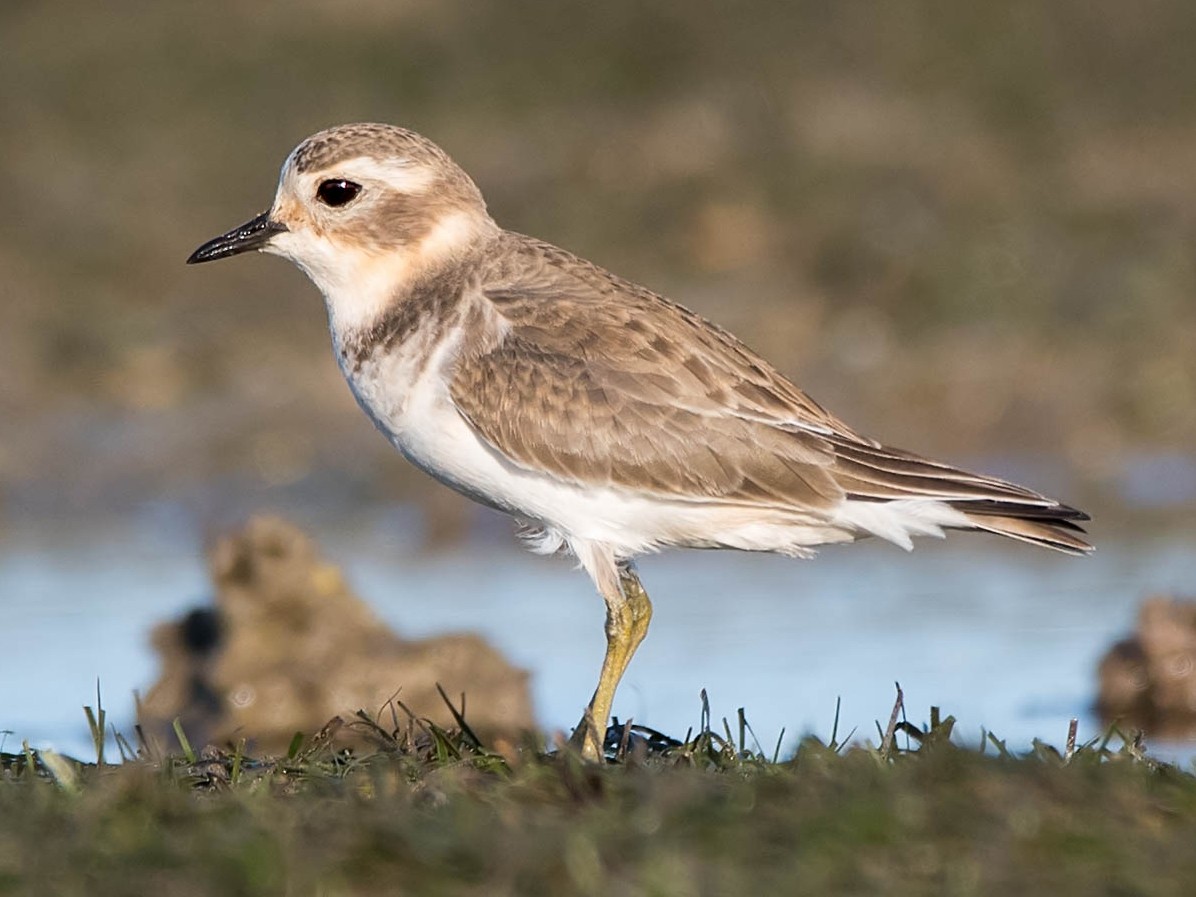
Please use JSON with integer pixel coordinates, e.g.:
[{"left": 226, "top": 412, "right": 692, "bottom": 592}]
[{"left": 172, "top": 718, "right": 197, "bottom": 764}]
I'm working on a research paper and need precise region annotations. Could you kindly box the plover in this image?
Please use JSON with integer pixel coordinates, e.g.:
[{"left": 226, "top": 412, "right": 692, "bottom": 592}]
[{"left": 188, "top": 123, "right": 1091, "bottom": 759}]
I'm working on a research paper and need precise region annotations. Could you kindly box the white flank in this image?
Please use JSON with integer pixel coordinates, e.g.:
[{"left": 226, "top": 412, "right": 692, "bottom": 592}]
[{"left": 831, "top": 498, "right": 971, "bottom": 550}]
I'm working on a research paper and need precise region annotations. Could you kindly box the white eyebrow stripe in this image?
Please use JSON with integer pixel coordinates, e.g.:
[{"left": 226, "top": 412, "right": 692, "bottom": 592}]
[{"left": 333, "top": 156, "right": 437, "bottom": 193}]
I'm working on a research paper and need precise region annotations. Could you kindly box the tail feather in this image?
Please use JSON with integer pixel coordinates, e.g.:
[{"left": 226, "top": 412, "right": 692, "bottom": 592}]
[
  {"left": 960, "top": 510, "right": 1093, "bottom": 555},
  {"left": 826, "top": 436, "right": 1093, "bottom": 555}
]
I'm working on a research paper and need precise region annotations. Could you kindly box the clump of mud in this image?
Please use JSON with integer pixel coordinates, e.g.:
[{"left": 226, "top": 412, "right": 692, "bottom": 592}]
[
  {"left": 1098, "top": 595, "right": 1196, "bottom": 738},
  {"left": 139, "top": 516, "right": 535, "bottom": 753}
]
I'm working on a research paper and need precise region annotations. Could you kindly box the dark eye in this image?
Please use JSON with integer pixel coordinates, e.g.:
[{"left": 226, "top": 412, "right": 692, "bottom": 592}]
[{"left": 316, "top": 179, "right": 362, "bottom": 207}]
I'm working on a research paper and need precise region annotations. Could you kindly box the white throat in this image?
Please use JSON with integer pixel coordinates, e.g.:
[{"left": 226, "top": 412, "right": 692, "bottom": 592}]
[{"left": 267, "top": 209, "right": 495, "bottom": 338}]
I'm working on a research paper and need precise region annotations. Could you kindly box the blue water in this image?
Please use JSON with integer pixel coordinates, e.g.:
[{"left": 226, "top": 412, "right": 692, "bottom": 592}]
[{"left": 1, "top": 508, "right": 1194, "bottom": 763}]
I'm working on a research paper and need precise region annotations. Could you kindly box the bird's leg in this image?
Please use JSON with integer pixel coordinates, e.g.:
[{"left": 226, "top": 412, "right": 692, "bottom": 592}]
[
  {"left": 573, "top": 563, "right": 653, "bottom": 761},
  {"left": 618, "top": 565, "right": 654, "bottom": 675}
]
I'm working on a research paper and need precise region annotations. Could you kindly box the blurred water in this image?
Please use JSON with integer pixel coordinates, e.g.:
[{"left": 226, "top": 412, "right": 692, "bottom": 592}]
[{"left": 1, "top": 507, "right": 1194, "bottom": 764}]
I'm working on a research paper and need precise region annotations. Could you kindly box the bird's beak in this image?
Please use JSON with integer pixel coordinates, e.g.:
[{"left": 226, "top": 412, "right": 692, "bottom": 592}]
[{"left": 186, "top": 211, "right": 287, "bottom": 264}]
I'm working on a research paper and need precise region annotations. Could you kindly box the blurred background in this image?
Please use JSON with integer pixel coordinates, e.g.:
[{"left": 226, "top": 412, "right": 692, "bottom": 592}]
[{"left": 1, "top": 0, "right": 1194, "bottom": 757}]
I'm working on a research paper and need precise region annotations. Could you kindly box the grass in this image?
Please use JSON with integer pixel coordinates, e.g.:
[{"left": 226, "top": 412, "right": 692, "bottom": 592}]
[{"left": 3, "top": 691, "right": 1196, "bottom": 895}]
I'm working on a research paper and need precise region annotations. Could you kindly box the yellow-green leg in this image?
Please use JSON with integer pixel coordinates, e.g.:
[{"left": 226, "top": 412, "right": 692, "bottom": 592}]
[{"left": 572, "top": 564, "right": 653, "bottom": 761}]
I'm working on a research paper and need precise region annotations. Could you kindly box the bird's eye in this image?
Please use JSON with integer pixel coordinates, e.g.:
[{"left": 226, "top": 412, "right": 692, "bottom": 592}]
[{"left": 316, "top": 179, "right": 362, "bottom": 207}]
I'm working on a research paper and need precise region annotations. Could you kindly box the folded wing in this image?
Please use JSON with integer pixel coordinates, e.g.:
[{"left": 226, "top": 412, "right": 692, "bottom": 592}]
[{"left": 449, "top": 235, "right": 1091, "bottom": 554}]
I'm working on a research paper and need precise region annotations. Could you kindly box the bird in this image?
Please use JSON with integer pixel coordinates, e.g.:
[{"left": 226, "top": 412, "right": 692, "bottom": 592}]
[{"left": 187, "top": 122, "right": 1091, "bottom": 760}]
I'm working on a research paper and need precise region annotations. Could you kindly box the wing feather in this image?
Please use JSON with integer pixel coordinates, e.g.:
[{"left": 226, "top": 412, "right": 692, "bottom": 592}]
[{"left": 447, "top": 233, "right": 1091, "bottom": 553}]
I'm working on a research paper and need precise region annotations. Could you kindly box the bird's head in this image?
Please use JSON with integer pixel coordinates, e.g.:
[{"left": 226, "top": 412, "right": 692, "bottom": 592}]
[{"left": 188, "top": 123, "right": 497, "bottom": 330}]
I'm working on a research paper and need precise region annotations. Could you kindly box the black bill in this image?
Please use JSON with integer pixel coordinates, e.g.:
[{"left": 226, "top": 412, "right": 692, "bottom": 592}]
[{"left": 186, "top": 212, "right": 287, "bottom": 264}]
